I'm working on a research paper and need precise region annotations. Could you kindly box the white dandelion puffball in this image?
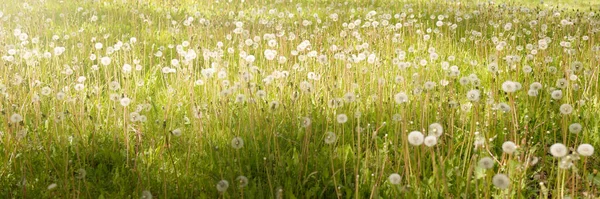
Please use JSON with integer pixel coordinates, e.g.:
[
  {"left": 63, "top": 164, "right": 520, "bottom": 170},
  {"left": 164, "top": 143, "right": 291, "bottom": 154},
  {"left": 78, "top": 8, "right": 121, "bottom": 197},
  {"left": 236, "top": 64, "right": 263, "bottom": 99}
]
[
  {"left": 336, "top": 114, "right": 348, "bottom": 124},
  {"left": 216, "top": 180, "right": 229, "bottom": 192},
  {"left": 394, "top": 92, "right": 408, "bottom": 104},
  {"left": 123, "top": 64, "right": 132, "bottom": 73},
  {"left": 236, "top": 175, "right": 249, "bottom": 188},
  {"left": 502, "top": 141, "right": 517, "bottom": 154},
  {"left": 577, "top": 144, "right": 594, "bottom": 157},
  {"left": 324, "top": 132, "right": 337, "bottom": 144},
  {"left": 245, "top": 55, "right": 255, "bottom": 63},
  {"left": 388, "top": 173, "right": 402, "bottom": 185},
  {"left": 231, "top": 137, "right": 244, "bottom": 149},
  {"left": 492, "top": 174, "right": 510, "bottom": 189},
  {"left": 568, "top": 123, "right": 582, "bottom": 134},
  {"left": 466, "top": 89, "right": 481, "bottom": 102},
  {"left": 501, "top": 81, "right": 517, "bottom": 93},
  {"left": 559, "top": 104, "right": 573, "bottom": 115},
  {"left": 171, "top": 128, "right": 182, "bottom": 137},
  {"left": 100, "top": 56, "right": 111, "bottom": 66},
  {"left": 120, "top": 97, "right": 131, "bottom": 107},
  {"left": 550, "top": 143, "right": 568, "bottom": 158},
  {"left": 302, "top": 117, "right": 312, "bottom": 128},
  {"left": 47, "top": 183, "right": 58, "bottom": 190},
  {"left": 528, "top": 89, "right": 539, "bottom": 97},
  {"left": 10, "top": 113, "right": 23, "bottom": 123},
  {"left": 428, "top": 123, "right": 443, "bottom": 137},
  {"left": 478, "top": 157, "right": 495, "bottom": 169},
  {"left": 424, "top": 135, "right": 437, "bottom": 147},
  {"left": 408, "top": 131, "right": 424, "bottom": 146},
  {"left": 141, "top": 190, "right": 153, "bottom": 199},
  {"left": 75, "top": 168, "right": 87, "bottom": 179},
  {"left": 530, "top": 82, "right": 543, "bottom": 90},
  {"left": 551, "top": 90, "right": 563, "bottom": 100}
]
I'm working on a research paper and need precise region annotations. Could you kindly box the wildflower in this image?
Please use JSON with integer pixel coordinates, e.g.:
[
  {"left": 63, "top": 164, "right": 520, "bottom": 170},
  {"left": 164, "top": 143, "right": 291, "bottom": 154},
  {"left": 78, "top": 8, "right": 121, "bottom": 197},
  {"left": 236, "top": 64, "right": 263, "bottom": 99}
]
[
  {"left": 502, "top": 141, "right": 517, "bottom": 154},
  {"left": 394, "top": 92, "right": 408, "bottom": 104},
  {"left": 498, "top": 103, "right": 511, "bottom": 113},
  {"left": 428, "top": 123, "right": 443, "bottom": 137},
  {"left": 556, "top": 79, "right": 568, "bottom": 89},
  {"left": 236, "top": 175, "right": 249, "bottom": 187},
  {"left": 269, "top": 101, "right": 280, "bottom": 111},
  {"left": 41, "top": 87, "right": 52, "bottom": 96},
  {"left": 47, "top": 183, "right": 58, "bottom": 190},
  {"left": 558, "top": 157, "right": 574, "bottom": 169},
  {"left": 492, "top": 174, "right": 510, "bottom": 189},
  {"left": 123, "top": 64, "right": 132, "bottom": 73},
  {"left": 559, "top": 104, "right": 573, "bottom": 115},
  {"left": 568, "top": 123, "right": 582, "bottom": 134},
  {"left": 141, "top": 190, "right": 153, "bottom": 199},
  {"left": 216, "top": 180, "right": 229, "bottom": 192},
  {"left": 550, "top": 143, "right": 568, "bottom": 157},
  {"left": 408, "top": 131, "right": 424, "bottom": 146},
  {"left": 231, "top": 137, "right": 244, "bottom": 149},
  {"left": 10, "top": 113, "right": 23, "bottom": 123},
  {"left": 527, "top": 89, "right": 538, "bottom": 97},
  {"left": 487, "top": 62, "right": 499, "bottom": 73},
  {"left": 235, "top": 94, "right": 246, "bottom": 103},
  {"left": 343, "top": 92, "right": 356, "bottom": 103},
  {"left": 502, "top": 81, "right": 518, "bottom": 93},
  {"left": 551, "top": 90, "right": 563, "bottom": 100},
  {"left": 392, "top": 114, "right": 402, "bottom": 122},
  {"left": 530, "top": 82, "right": 542, "bottom": 90},
  {"left": 478, "top": 157, "right": 495, "bottom": 169},
  {"left": 75, "top": 168, "right": 86, "bottom": 179},
  {"left": 74, "top": 84, "right": 84, "bottom": 91},
  {"left": 424, "top": 135, "right": 437, "bottom": 147},
  {"left": 388, "top": 173, "right": 402, "bottom": 184},
  {"left": 577, "top": 144, "right": 594, "bottom": 156},
  {"left": 467, "top": 89, "right": 481, "bottom": 102},
  {"left": 120, "top": 97, "right": 131, "bottom": 107},
  {"left": 528, "top": 156, "right": 539, "bottom": 166},
  {"left": 336, "top": 114, "right": 348, "bottom": 124},
  {"left": 100, "top": 56, "right": 111, "bottom": 66},
  {"left": 324, "top": 132, "right": 337, "bottom": 144},
  {"left": 171, "top": 128, "right": 182, "bottom": 137}
]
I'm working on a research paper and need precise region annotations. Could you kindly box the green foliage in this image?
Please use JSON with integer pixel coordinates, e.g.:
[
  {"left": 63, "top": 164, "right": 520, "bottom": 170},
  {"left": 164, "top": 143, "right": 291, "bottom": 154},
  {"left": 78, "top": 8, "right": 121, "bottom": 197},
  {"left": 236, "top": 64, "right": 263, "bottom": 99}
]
[{"left": 0, "top": 0, "right": 599, "bottom": 198}]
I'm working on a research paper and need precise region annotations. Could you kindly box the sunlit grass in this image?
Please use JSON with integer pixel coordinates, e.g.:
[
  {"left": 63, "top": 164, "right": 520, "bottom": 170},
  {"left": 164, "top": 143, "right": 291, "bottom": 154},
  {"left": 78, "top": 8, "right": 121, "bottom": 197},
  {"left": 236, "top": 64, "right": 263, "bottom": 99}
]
[{"left": 0, "top": 0, "right": 599, "bottom": 198}]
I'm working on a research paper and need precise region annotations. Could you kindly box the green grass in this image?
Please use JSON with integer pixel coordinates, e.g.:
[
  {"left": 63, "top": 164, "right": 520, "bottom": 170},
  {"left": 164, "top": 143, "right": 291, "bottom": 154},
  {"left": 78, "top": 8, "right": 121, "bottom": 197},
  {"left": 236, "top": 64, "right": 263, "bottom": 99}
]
[{"left": 0, "top": 0, "right": 599, "bottom": 198}]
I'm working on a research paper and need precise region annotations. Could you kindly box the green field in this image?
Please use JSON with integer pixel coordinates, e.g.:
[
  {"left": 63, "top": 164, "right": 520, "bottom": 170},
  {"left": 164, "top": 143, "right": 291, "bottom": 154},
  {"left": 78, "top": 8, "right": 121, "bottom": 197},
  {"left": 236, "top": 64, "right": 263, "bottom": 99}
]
[{"left": 1, "top": 0, "right": 599, "bottom": 198}]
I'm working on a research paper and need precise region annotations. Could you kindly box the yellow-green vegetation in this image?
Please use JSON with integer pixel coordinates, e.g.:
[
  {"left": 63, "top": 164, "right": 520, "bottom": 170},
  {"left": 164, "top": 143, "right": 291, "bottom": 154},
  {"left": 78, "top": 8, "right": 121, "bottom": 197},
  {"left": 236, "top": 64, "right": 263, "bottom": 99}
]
[{"left": 0, "top": 0, "right": 599, "bottom": 198}]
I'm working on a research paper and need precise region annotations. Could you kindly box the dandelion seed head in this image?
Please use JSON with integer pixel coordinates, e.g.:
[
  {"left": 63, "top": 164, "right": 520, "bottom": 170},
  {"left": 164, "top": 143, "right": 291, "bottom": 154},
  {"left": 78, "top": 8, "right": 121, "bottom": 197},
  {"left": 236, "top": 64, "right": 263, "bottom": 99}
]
[
  {"left": 568, "top": 123, "right": 582, "bottom": 134},
  {"left": 559, "top": 104, "right": 573, "bottom": 115},
  {"left": 550, "top": 143, "right": 568, "bottom": 158},
  {"left": 47, "top": 183, "right": 58, "bottom": 190},
  {"left": 120, "top": 97, "right": 131, "bottom": 107},
  {"left": 324, "top": 132, "right": 337, "bottom": 144},
  {"left": 502, "top": 141, "right": 517, "bottom": 154},
  {"left": 478, "top": 157, "right": 495, "bottom": 169},
  {"left": 577, "top": 144, "right": 594, "bottom": 157},
  {"left": 424, "top": 135, "right": 437, "bottom": 147},
  {"left": 231, "top": 137, "right": 244, "bottom": 149},
  {"left": 216, "top": 180, "right": 229, "bottom": 192},
  {"left": 10, "top": 113, "right": 23, "bottom": 123},
  {"left": 388, "top": 173, "right": 402, "bottom": 185},
  {"left": 171, "top": 128, "right": 182, "bottom": 137},
  {"left": 236, "top": 175, "right": 249, "bottom": 188},
  {"left": 408, "top": 131, "right": 424, "bottom": 146},
  {"left": 336, "top": 114, "right": 348, "bottom": 124},
  {"left": 492, "top": 174, "right": 510, "bottom": 189}
]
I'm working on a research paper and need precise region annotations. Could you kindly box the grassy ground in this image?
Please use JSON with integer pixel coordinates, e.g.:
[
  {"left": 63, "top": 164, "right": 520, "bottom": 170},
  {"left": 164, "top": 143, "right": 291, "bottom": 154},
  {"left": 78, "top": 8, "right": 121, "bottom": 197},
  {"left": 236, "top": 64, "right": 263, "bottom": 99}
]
[{"left": 0, "top": 0, "right": 599, "bottom": 198}]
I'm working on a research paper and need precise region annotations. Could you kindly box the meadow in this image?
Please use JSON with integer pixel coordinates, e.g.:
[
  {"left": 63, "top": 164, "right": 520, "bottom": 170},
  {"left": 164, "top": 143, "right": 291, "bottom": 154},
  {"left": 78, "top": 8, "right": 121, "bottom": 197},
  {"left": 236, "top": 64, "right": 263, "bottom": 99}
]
[{"left": 0, "top": 0, "right": 599, "bottom": 198}]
